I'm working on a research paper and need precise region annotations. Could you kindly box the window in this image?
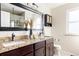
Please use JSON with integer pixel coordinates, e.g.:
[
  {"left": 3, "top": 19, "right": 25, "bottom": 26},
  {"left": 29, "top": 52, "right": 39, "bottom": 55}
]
[{"left": 67, "top": 9, "right": 79, "bottom": 35}]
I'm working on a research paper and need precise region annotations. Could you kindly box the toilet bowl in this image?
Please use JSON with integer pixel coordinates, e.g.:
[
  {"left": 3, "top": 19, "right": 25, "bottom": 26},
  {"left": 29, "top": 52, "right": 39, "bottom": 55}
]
[{"left": 54, "top": 44, "right": 61, "bottom": 56}]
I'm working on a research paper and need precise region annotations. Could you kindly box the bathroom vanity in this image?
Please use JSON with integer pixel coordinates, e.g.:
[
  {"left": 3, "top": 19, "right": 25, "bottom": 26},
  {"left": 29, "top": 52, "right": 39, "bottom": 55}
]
[{"left": 0, "top": 37, "right": 54, "bottom": 56}]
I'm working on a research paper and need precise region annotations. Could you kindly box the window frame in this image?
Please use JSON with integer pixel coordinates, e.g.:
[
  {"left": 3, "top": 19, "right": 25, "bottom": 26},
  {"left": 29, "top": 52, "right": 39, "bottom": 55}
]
[{"left": 66, "top": 7, "right": 79, "bottom": 35}]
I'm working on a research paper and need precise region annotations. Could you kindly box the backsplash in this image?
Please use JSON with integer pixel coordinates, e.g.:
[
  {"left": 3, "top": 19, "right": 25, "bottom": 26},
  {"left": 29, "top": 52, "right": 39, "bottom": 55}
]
[
  {"left": 0, "top": 30, "right": 42, "bottom": 37},
  {"left": 0, "top": 31, "right": 28, "bottom": 43},
  {"left": 0, "top": 30, "right": 42, "bottom": 43},
  {"left": 0, "top": 31, "right": 28, "bottom": 37}
]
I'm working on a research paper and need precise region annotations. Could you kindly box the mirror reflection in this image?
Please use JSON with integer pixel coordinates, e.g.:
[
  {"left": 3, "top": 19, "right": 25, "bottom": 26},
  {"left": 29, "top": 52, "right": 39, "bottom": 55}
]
[{"left": 0, "top": 3, "right": 43, "bottom": 30}]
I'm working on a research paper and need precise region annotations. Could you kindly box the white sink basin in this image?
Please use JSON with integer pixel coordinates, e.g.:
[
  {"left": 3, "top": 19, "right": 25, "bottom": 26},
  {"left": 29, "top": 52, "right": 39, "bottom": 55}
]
[{"left": 2, "top": 40, "right": 26, "bottom": 47}]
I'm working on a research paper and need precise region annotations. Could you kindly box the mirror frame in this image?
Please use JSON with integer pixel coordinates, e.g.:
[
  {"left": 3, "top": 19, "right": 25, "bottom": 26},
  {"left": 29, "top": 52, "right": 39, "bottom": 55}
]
[{"left": 0, "top": 3, "right": 43, "bottom": 31}]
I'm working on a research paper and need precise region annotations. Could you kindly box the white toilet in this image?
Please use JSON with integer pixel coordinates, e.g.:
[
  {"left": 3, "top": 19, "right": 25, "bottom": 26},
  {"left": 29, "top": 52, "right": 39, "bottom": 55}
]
[{"left": 53, "top": 44, "right": 61, "bottom": 56}]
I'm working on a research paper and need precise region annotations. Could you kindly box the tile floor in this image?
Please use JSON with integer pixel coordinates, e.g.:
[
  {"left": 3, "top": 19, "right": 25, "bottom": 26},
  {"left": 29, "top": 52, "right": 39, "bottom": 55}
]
[{"left": 54, "top": 50, "right": 75, "bottom": 56}]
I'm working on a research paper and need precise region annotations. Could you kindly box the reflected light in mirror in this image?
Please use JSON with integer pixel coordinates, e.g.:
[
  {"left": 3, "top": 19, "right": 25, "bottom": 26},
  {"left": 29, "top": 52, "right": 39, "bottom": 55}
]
[{"left": 11, "top": 21, "right": 14, "bottom": 27}]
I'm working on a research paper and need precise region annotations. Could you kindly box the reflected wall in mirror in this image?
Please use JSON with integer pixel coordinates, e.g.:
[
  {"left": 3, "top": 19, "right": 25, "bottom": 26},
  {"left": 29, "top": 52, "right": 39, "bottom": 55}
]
[
  {"left": 24, "top": 10, "right": 42, "bottom": 30},
  {"left": 10, "top": 12, "right": 25, "bottom": 28}
]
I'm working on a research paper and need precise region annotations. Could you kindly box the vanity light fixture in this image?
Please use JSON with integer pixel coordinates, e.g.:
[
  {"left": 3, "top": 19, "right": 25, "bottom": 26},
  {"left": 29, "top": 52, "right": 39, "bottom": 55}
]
[
  {"left": 27, "top": 3, "right": 38, "bottom": 9},
  {"left": 32, "top": 3, "right": 38, "bottom": 8}
]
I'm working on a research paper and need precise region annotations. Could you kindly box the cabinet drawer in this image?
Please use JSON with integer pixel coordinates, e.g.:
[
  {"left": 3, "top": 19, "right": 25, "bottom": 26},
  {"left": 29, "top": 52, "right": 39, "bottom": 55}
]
[
  {"left": 46, "top": 38, "right": 54, "bottom": 56},
  {"left": 35, "top": 41, "right": 45, "bottom": 50}
]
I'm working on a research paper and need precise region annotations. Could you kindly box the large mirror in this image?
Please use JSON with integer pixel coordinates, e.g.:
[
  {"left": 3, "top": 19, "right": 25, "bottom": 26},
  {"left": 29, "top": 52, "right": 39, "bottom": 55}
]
[
  {"left": 0, "top": 3, "right": 43, "bottom": 31},
  {"left": 1, "top": 3, "right": 25, "bottom": 28}
]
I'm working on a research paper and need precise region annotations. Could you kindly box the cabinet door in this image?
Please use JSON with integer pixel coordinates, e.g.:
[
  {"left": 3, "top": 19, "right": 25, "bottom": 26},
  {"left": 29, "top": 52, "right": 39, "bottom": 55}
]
[
  {"left": 35, "top": 47, "right": 45, "bottom": 56},
  {"left": 46, "top": 43, "right": 54, "bottom": 56},
  {"left": 35, "top": 41, "right": 45, "bottom": 50},
  {"left": 46, "top": 44, "right": 50, "bottom": 56},
  {"left": 50, "top": 43, "right": 54, "bottom": 56}
]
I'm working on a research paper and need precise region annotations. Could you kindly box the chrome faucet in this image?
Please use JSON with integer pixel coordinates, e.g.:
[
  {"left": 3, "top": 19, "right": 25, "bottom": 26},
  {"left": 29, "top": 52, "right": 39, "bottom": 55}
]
[{"left": 11, "top": 33, "right": 15, "bottom": 41}]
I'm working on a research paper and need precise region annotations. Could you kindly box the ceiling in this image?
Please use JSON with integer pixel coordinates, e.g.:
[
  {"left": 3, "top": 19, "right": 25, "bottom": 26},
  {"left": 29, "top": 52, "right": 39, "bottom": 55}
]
[
  {"left": 22, "top": 3, "right": 66, "bottom": 9},
  {"left": 37, "top": 3, "right": 66, "bottom": 9}
]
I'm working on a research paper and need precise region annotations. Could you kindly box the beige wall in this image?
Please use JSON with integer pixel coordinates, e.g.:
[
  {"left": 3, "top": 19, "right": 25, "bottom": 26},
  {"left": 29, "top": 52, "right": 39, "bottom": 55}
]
[
  {"left": 51, "top": 3, "right": 79, "bottom": 55},
  {"left": 38, "top": 6, "right": 52, "bottom": 15}
]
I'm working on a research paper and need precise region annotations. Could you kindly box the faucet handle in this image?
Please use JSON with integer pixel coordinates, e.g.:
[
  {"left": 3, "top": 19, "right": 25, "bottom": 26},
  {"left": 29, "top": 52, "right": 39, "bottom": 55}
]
[
  {"left": 12, "top": 33, "right": 15, "bottom": 41},
  {"left": 12, "top": 33, "right": 15, "bottom": 37}
]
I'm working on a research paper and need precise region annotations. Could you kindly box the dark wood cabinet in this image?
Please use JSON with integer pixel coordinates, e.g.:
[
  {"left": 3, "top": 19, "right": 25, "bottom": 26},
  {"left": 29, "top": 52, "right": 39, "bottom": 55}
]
[
  {"left": 19, "top": 45, "right": 33, "bottom": 56},
  {"left": 35, "top": 47, "right": 45, "bottom": 56},
  {"left": 0, "top": 38, "right": 54, "bottom": 56},
  {"left": 50, "top": 43, "right": 54, "bottom": 56},
  {"left": 46, "top": 44, "right": 50, "bottom": 56},
  {"left": 34, "top": 41, "right": 45, "bottom": 56},
  {"left": 35, "top": 41, "right": 45, "bottom": 50}
]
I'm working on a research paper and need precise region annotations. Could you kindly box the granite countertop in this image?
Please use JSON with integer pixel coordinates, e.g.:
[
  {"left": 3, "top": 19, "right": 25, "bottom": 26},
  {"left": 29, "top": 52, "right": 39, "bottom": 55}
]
[{"left": 0, "top": 37, "right": 53, "bottom": 54}]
